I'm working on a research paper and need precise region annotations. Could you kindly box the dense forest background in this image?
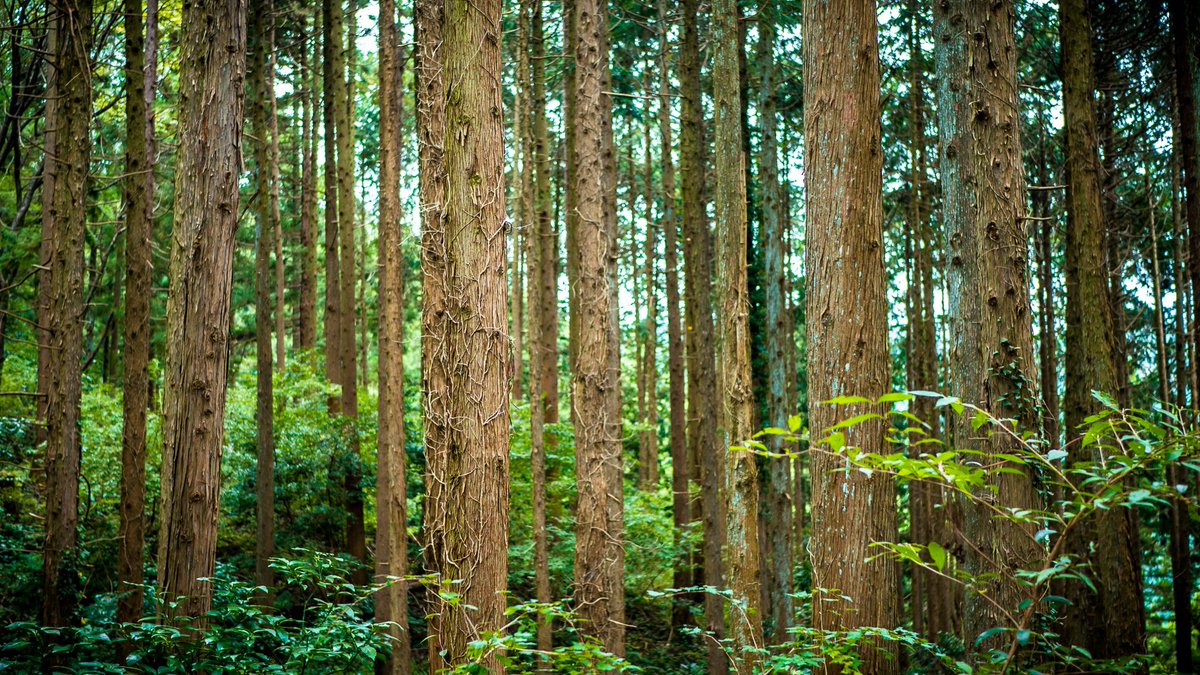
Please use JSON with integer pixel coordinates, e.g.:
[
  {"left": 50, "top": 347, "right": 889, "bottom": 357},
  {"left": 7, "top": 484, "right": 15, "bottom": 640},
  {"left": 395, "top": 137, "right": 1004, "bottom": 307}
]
[{"left": 0, "top": 0, "right": 1198, "bottom": 672}]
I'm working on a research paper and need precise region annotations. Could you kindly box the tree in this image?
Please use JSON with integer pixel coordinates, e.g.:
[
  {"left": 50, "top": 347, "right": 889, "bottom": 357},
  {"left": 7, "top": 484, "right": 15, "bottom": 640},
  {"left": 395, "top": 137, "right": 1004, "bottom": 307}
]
[
  {"left": 680, "top": 2, "right": 726, "bottom": 670},
  {"left": 658, "top": 0, "right": 692, "bottom": 630},
  {"left": 570, "top": 0, "right": 625, "bottom": 655},
  {"left": 298, "top": 14, "right": 318, "bottom": 351},
  {"left": 322, "top": 0, "right": 342, "bottom": 411},
  {"left": 713, "top": 0, "right": 763, "bottom": 663},
  {"left": 802, "top": 0, "right": 899, "bottom": 670},
  {"left": 1060, "top": 0, "right": 1146, "bottom": 660},
  {"left": 117, "top": 0, "right": 157, "bottom": 633},
  {"left": 41, "top": 0, "right": 92, "bottom": 628},
  {"left": 248, "top": 0, "right": 278, "bottom": 594},
  {"left": 333, "top": 0, "right": 365, "bottom": 580},
  {"left": 932, "top": 0, "right": 1042, "bottom": 649},
  {"left": 157, "top": 0, "right": 246, "bottom": 625},
  {"left": 754, "top": 0, "right": 792, "bottom": 644},
  {"left": 375, "top": 0, "right": 410, "bottom": 667},
  {"left": 417, "top": 0, "right": 512, "bottom": 667},
  {"left": 527, "top": 0, "right": 558, "bottom": 654}
]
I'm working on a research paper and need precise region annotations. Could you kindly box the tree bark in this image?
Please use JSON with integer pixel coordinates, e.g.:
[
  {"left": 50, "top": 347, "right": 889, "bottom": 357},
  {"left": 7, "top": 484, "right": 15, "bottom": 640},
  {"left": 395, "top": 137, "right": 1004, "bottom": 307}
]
[
  {"left": 41, "top": 0, "right": 92, "bottom": 629},
  {"left": 803, "top": 0, "right": 899, "bottom": 671},
  {"left": 1061, "top": 0, "right": 1146, "bottom": 661},
  {"left": 754, "top": 0, "right": 792, "bottom": 645},
  {"left": 570, "top": 0, "right": 625, "bottom": 656},
  {"left": 333, "top": 0, "right": 365, "bottom": 581},
  {"left": 375, "top": 0, "right": 410, "bottom": 667},
  {"left": 118, "top": 0, "right": 156, "bottom": 633},
  {"left": 527, "top": 0, "right": 557, "bottom": 656},
  {"left": 298, "top": 15, "right": 318, "bottom": 351},
  {"left": 713, "top": 0, "right": 763, "bottom": 664},
  {"left": 681, "top": 3, "right": 726, "bottom": 672},
  {"left": 249, "top": 0, "right": 277, "bottom": 596},
  {"left": 157, "top": 0, "right": 245, "bottom": 626},
  {"left": 639, "top": 96, "right": 660, "bottom": 492},
  {"left": 658, "top": 0, "right": 691, "bottom": 630},
  {"left": 418, "top": 0, "right": 511, "bottom": 668},
  {"left": 933, "top": 0, "right": 1041, "bottom": 652},
  {"left": 322, "top": 0, "right": 342, "bottom": 410}
]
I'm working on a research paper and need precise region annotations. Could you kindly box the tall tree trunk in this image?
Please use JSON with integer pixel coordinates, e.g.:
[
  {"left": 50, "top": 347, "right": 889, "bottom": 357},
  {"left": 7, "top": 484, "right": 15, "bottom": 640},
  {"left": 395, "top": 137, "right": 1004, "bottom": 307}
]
[
  {"left": 418, "top": 0, "right": 511, "bottom": 668},
  {"left": 41, "top": 0, "right": 92, "bottom": 629},
  {"left": 658, "top": 0, "right": 692, "bottom": 630},
  {"left": 1033, "top": 97, "right": 1060, "bottom": 450},
  {"left": 1173, "top": 116, "right": 1190, "bottom": 410},
  {"left": 375, "top": 0, "right": 410, "bottom": 667},
  {"left": 1170, "top": 55, "right": 1197, "bottom": 672},
  {"left": 157, "top": 0, "right": 245, "bottom": 626},
  {"left": 118, "top": 0, "right": 156, "bottom": 633},
  {"left": 1061, "top": 0, "right": 1146, "bottom": 661},
  {"left": 334, "top": 0, "right": 365, "bottom": 581},
  {"left": 803, "top": 0, "right": 899, "bottom": 671},
  {"left": 272, "top": 79, "right": 286, "bottom": 369},
  {"left": 713, "top": 0, "right": 762, "bottom": 664},
  {"left": 1174, "top": 0, "right": 1200, "bottom": 410},
  {"left": 639, "top": 101, "right": 660, "bottom": 492},
  {"left": 527, "top": 0, "right": 557, "bottom": 656},
  {"left": 681, "top": 3, "right": 726, "bottom": 672},
  {"left": 933, "top": 0, "right": 1040, "bottom": 651},
  {"left": 755, "top": 0, "right": 792, "bottom": 645},
  {"left": 906, "top": 0, "right": 957, "bottom": 641},
  {"left": 322, "top": 0, "right": 342, "bottom": 409},
  {"left": 249, "top": 0, "right": 277, "bottom": 596},
  {"left": 570, "top": 0, "right": 625, "bottom": 656},
  {"left": 415, "top": 0, "right": 447, "bottom": 602},
  {"left": 299, "top": 17, "right": 318, "bottom": 351}
]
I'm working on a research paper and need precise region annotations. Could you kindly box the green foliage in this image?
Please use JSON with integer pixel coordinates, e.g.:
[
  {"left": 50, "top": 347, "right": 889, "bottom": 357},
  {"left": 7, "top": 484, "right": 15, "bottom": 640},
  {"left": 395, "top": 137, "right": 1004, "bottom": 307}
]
[
  {"left": 1, "top": 550, "right": 391, "bottom": 674},
  {"left": 743, "top": 391, "right": 1198, "bottom": 674}
]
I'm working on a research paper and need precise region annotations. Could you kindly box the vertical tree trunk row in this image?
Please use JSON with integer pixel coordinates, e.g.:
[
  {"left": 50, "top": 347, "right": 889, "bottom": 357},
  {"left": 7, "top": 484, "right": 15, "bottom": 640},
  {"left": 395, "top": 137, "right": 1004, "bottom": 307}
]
[
  {"left": 118, "top": 0, "right": 156, "bottom": 632},
  {"left": 375, "top": 0, "right": 410, "bottom": 667},
  {"left": 41, "top": 0, "right": 92, "bottom": 628},
  {"left": 157, "top": 0, "right": 246, "bottom": 626},
  {"left": 1061, "top": 0, "right": 1146, "bottom": 661},
  {"left": 802, "top": 0, "right": 899, "bottom": 671},
  {"left": 248, "top": 0, "right": 277, "bottom": 594},
  {"left": 570, "top": 0, "right": 625, "bottom": 656}
]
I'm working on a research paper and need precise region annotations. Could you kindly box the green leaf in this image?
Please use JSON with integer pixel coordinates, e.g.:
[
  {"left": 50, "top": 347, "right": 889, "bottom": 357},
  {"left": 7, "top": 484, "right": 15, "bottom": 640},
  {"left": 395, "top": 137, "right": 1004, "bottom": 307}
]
[
  {"left": 825, "top": 395, "right": 873, "bottom": 406},
  {"left": 788, "top": 414, "right": 803, "bottom": 433},
  {"left": 927, "top": 541, "right": 947, "bottom": 571},
  {"left": 876, "top": 392, "right": 913, "bottom": 404}
]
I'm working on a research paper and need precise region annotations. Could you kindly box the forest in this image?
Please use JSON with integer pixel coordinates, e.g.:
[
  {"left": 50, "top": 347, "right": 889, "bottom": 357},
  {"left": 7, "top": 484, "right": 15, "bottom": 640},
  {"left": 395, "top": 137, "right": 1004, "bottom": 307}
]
[{"left": 0, "top": 0, "right": 1197, "bottom": 671}]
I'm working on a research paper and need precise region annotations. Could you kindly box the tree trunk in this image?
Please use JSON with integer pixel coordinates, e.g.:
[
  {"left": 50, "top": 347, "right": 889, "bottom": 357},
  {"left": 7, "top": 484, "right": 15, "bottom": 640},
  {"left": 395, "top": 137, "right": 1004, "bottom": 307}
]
[
  {"left": 1169, "top": 48, "right": 1196, "bottom": 671},
  {"left": 157, "top": 0, "right": 245, "bottom": 626},
  {"left": 1061, "top": 0, "right": 1146, "bottom": 661},
  {"left": 755, "top": 0, "right": 792, "bottom": 645},
  {"left": 299, "top": 17, "right": 318, "bottom": 351},
  {"left": 713, "top": 0, "right": 762, "bottom": 665},
  {"left": 639, "top": 100, "right": 660, "bottom": 492},
  {"left": 658, "top": 0, "right": 691, "bottom": 630},
  {"left": 375, "top": 0, "right": 410, "bottom": 667},
  {"left": 322, "top": 0, "right": 342, "bottom": 410},
  {"left": 681, "top": 3, "right": 726, "bottom": 672},
  {"left": 334, "top": 0, "right": 365, "bottom": 581},
  {"left": 1175, "top": 0, "right": 1200, "bottom": 409},
  {"left": 570, "top": 0, "right": 625, "bottom": 656},
  {"left": 803, "top": 0, "right": 899, "bottom": 671},
  {"left": 933, "top": 0, "right": 1041, "bottom": 652},
  {"left": 249, "top": 0, "right": 277, "bottom": 596},
  {"left": 118, "top": 0, "right": 156, "bottom": 633},
  {"left": 41, "top": 0, "right": 92, "bottom": 629},
  {"left": 418, "top": 0, "right": 511, "bottom": 668},
  {"left": 906, "top": 0, "right": 958, "bottom": 641},
  {"left": 527, "top": 0, "right": 557, "bottom": 656}
]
